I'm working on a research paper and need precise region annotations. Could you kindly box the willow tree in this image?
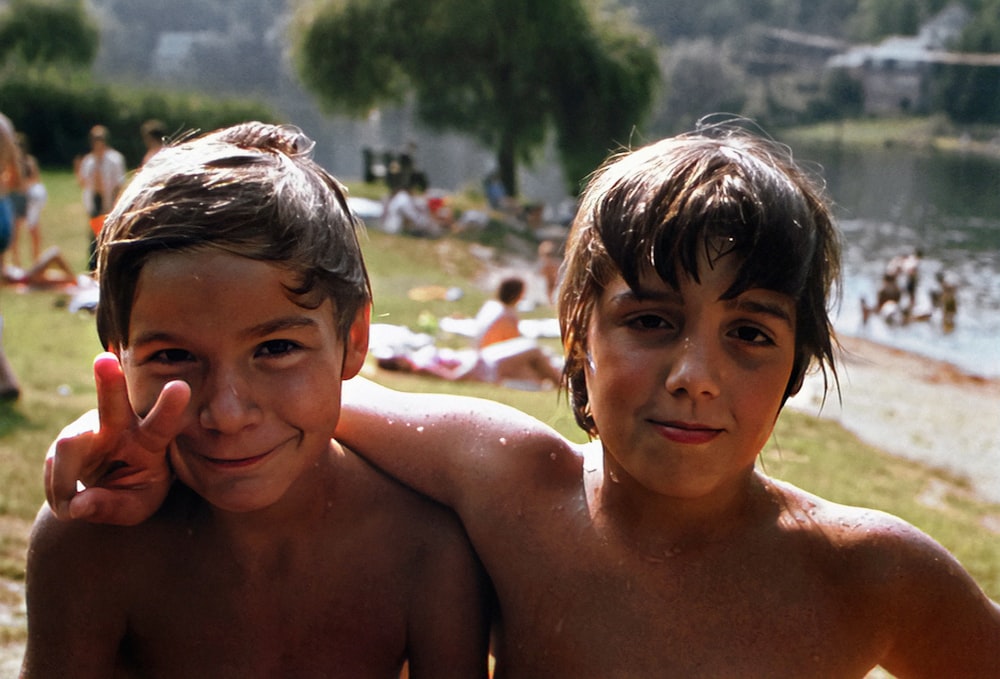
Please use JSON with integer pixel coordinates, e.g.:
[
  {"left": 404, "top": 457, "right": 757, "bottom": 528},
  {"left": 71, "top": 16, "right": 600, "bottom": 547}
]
[
  {"left": 0, "top": 0, "right": 99, "bottom": 67},
  {"left": 293, "top": 0, "right": 660, "bottom": 196}
]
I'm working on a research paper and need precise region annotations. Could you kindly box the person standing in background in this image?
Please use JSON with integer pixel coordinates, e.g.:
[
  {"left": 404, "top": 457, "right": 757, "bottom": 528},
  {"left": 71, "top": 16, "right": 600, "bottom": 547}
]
[
  {"left": 8, "top": 132, "right": 47, "bottom": 269},
  {"left": 76, "top": 125, "right": 125, "bottom": 270},
  {"left": 0, "top": 113, "right": 23, "bottom": 400}
]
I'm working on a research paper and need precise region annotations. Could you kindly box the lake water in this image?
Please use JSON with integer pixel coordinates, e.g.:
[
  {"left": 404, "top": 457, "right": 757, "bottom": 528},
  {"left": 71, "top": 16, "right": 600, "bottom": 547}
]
[{"left": 799, "top": 143, "right": 1000, "bottom": 378}]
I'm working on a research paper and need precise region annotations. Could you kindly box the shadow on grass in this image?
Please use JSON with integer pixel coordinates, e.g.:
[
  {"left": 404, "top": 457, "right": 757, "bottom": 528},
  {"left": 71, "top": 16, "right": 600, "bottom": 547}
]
[{"left": 0, "top": 402, "right": 29, "bottom": 438}]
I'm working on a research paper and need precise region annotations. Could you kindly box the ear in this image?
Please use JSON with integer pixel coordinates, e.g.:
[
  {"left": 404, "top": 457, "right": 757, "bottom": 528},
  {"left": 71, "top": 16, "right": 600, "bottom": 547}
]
[
  {"left": 786, "top": 367, "right": 806, "bottom": 397},
  {"left": 781, "top": 356, "right": 808, "bottom": 407},
  {"left": 341, "top": 302, "right": 371, "bottom": 380}
]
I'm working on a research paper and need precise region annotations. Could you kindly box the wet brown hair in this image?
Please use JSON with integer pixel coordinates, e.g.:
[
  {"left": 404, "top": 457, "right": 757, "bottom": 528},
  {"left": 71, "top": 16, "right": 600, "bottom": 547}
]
[
  {"left": 559, "top": 125, "right": 841, "bottom": 436},
  {"left": 96, "top": 122, "right": 371, "bottom": 350}
]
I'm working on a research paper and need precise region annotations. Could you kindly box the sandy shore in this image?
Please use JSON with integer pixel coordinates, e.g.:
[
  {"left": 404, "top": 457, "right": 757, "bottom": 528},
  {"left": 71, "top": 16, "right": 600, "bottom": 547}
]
[{"left": 786, "top": 334, "right": 1000, "bottom": 504}]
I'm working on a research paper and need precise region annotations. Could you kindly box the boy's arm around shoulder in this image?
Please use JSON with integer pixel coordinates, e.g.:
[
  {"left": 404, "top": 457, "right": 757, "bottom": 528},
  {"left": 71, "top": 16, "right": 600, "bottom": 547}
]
[
  {"left": 339, "top": 376, "right": 582, "bottom": 510},
  {"left": 855, "top": 509, "right": 1000, "bottom": 678},
  {"left": 21, "top": 505, "right": 132, "bottom": 678}
]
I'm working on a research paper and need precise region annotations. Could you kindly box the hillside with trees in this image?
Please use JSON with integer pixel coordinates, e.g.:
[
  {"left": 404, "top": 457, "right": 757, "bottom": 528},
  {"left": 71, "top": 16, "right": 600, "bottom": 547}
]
[
  {"left": 5, "top": 0, "right": 1000, "bottom": 191},
  {"left": 82, "top": 0, "right": 1000, "bottom": 133}
]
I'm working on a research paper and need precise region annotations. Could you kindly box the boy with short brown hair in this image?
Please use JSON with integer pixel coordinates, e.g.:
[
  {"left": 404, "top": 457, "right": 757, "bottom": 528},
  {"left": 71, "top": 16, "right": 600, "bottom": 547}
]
[
  {"left": 25, "top": 122, "right": 490, "bottom": 678},
  {"left": 333, "top": 126, "right": 1000, "bottom": 677}
]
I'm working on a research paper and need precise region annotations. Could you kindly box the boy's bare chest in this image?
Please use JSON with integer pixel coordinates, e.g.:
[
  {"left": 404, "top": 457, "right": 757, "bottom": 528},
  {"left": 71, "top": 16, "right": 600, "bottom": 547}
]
[
  {"left": 484, "top": 512, "right": 889, "bottom": 678},
  {"left": 121, "top": 583, "right": 406, "bottom": 677},
  {"left": 118, "top": 532, "right": 413, "bottom": 677}
]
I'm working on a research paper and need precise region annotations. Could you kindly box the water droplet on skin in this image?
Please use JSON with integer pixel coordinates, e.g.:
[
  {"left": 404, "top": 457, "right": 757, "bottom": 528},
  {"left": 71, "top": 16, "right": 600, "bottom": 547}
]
[
  {"left": 609, "top": 470, "right": 620, "bottom": 483},
  {"left": 498, "top": 437, "right": 508, "bottom": 446},
  {"left": 416, "top": 426, "right": 424, "bottom": 433}
]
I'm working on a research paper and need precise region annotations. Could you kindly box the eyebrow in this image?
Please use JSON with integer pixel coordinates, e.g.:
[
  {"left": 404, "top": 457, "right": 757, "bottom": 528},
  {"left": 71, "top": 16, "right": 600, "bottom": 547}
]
[
  {"left": 130, "top": 315, "right": 320, "bottom": 348},
  {"left": 246, "top": 315, "right": 320, "bottom": 337},
  {"left": 608, "top": 286, "right": 682, "bottom": 306},
  {"left": 609, "top": 286, "right": 794, "bottom": 326},
  {"left": 727, "top": 297, "right": 795, "bottom": 326}
]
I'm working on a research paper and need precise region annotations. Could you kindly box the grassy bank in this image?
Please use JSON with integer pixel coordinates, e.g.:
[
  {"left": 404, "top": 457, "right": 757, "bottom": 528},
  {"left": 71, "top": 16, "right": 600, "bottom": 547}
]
[
  {"left": 781, "top": 115, "right": 1000, "bottom": 158},
  {"left": 0, "top": 169, "right": 997, "bottom": 662}
]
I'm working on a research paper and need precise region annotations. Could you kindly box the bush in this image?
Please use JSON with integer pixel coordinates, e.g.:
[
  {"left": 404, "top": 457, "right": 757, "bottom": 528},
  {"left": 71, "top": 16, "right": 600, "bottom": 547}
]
[{"left": 0, "top": 66, "right": 276, "bottom": 167}]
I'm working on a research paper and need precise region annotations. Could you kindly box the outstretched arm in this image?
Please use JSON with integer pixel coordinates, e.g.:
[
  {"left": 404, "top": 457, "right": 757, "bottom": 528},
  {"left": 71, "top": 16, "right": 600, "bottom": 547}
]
[
  {"left": 45, "top": 352, "right": 188, "bottom": 525},
  {"left": 337, "top": 376, "right": 579, "bottom": 509}
]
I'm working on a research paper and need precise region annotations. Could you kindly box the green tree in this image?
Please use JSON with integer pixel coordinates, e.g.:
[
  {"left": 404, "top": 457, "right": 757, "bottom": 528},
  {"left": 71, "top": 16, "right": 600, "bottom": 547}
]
[
  {"left": 847, "top": 0, "right": 952, "bottom": 43},
  {"left": 0, "top": 0, "right": 99, "bottom": 67},
  {"left": 293, "top": 0, "right": 659, "bottom": 196}
]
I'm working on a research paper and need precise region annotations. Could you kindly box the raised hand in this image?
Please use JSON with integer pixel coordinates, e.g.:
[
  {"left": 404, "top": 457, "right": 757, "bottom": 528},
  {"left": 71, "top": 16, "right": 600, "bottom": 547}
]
[{"left": 44, "top": 352, "right": 190, "bottom": 525}]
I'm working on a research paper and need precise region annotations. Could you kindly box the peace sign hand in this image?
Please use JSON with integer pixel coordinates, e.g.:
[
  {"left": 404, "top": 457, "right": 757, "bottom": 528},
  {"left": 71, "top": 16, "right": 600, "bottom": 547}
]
[{"left": 44, "top": 352, "right": 190, "bottom": 526}]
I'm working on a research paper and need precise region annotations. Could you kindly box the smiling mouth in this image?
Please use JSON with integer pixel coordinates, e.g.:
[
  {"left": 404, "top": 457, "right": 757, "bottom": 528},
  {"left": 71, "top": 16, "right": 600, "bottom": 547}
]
[
  {"left": 199, "top": 452, "right": 272, "bottom": 469},
  {"left": 652, "top": 421, "right": 723, "bottom": 444},
  {"left": 193, "top": 442, "right": 284, "bottom": 469}
]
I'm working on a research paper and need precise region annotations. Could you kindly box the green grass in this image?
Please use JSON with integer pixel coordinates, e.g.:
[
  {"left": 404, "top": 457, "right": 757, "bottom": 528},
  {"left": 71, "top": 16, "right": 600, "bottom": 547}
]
[
  {"left": 780, "top": 115, "right": 1000, "bottom": 159},
  {"left": 0, "top": 167, "right": 998, "bottom": 656}
]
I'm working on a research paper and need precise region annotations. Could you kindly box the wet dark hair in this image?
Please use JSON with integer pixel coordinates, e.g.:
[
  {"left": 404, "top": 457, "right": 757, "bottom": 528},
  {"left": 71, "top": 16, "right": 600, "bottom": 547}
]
[
  {"left": 559, "top": 125, "right": 841, "bottom": 436},
  {"left": 96, "top": 122, "right": 371, "bottom": 350}
]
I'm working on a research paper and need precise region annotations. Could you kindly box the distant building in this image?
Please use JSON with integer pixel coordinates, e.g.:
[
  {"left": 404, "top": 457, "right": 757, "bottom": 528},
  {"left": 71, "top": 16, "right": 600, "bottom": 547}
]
[
  {"left": 151, "top": 31, "right": 223, "bottom": 78},
  {"left": 827, "top": 3, "right": 1000, "bottom": 115},
  {"left": 749, "top": 28, "right": 847, "bottom": 77}
]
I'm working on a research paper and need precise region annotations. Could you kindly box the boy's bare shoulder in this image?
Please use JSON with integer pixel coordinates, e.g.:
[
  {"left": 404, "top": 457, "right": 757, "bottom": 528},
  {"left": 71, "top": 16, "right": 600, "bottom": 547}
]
[
  {"left": 28, "top": 503, "right": 124, "bottom": 564},
  {"left": 30, "top": 484, "right": 193, "bottom": 557},
  {"left": 769, "top": 477, "right": 943, "bottom": 554},
  {"left": 765, "top": 477, "right": 996, "bottom": 602},
  {"left": 766, "top": 479, "right": 1000, "bottom": 675}
]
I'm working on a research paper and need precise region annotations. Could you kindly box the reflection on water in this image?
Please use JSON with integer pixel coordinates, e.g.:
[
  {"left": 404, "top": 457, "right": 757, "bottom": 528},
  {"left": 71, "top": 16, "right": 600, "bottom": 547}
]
[{"left": 800, "top": 143, "right": 1000, "bottom": 377}]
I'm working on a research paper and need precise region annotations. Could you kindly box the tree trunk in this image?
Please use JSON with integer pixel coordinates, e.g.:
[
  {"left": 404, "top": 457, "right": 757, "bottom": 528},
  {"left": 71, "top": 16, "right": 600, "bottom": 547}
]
[{"left": 497, "top": 130, "right": 518, "bottom": 199}]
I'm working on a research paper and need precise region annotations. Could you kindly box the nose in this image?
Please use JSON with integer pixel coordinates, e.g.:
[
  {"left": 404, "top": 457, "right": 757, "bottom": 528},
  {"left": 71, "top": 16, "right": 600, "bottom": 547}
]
[
  {"left": 197, "top": 368, "right": 262, "bottom": 434},
  {"left": 664, "top": 336, "right": 721, "bottom": 400}
]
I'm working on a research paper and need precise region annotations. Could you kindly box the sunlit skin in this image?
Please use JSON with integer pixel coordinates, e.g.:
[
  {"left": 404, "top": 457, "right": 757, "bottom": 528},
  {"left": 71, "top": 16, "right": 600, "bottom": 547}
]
[
  {"left": 584, "top": 253, "right": 797, "bottom": 542},
  {"left": 40, "top": 128, "right": 1000, "bottom": 676},
  {"left": 120, "top": 249, "right": 357, "bottom": 516},
  {"left": 24, "top": 249, "right": 490, "bottom": 678}
]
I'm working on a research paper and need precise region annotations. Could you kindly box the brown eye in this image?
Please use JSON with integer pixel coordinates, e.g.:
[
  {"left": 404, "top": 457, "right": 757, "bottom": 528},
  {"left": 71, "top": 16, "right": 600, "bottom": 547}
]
[
  {"left": 256, "top": 339, "right": 300, "bottom": 358},
  {"left": 152, "top": 348, "right": 194, "bottom": 363},
  {"left": 731, "top": 326, "right": 772, "bottom": 345}
]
